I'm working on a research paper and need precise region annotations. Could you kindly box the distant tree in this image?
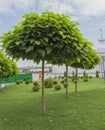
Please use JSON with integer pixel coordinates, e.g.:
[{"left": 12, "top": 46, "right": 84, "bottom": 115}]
[
  {"left": 0, "top": 50, "right": 18, "bottom": 90},
  {"left": 96, "top": 71, "right": 99, "bottom": 78},
  {"left": 70, "top": 45, "right": 101, "bottom": 92}
]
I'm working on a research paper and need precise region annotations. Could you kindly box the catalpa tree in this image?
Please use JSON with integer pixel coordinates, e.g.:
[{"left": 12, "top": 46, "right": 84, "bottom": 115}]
[
  {"left": 0, "top": 50, "right": 18, "bottom": 89},
  {"left": 70, "top": 40, "right": 101, "bottom": 92},
  {"left": 1, "top": 11, "right": 98, "bottom": 113}
]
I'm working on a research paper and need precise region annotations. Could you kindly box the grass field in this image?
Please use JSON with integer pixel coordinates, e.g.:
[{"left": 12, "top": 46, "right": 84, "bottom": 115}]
[{"left": 0, "top": 78, "right": 105, "bottom": 130}]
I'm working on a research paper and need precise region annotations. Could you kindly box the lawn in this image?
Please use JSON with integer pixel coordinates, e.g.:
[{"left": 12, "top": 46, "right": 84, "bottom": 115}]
[{"left": 0, "top": 78, "right": 105, "bottom": 130}]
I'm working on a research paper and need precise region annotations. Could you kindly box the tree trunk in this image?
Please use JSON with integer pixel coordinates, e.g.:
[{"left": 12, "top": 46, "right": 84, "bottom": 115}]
[
  {"left": 66, "top": 65, "right": 69, "bottom": 98},
  {"left": 42, "top": 59, "right": 45, "bottom": 114},
  {"left": 0, "top": 83, "right": 2, "bottom": 91},
  {"left": 4, "top": 78, "right": 6, "bottom": 87},
  {"left": 75, "top": 68, "right": 78, "bottom": 92}
]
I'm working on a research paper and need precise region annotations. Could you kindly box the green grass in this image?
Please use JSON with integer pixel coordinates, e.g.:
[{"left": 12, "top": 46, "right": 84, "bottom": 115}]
[{"left": 0, "top": 78, "right": 105, "bottom": 130}]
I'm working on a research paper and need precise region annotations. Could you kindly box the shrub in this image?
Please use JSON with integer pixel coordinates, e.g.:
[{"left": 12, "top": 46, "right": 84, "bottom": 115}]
[
  {"left": 64, "top": 71, "right": 66, "bottom": 77},
  {"left": 84, "top": 78, "right": 88, "bottom": 82},
  {"left": 29, "top": 79, "right": 33, "bottom": 83},
  {"left": 19, "top": 80, "right": 23, "bottom": 83},
  {"left": 72, "top": 71, "right": 75, "bottom": 76},
  {"left": 80, "top": 76, "right": 84, "bottom": 79},
  {"left": 61, "top": 80, "right": 65, "bottom": 84},
  {"left": 55, "top": 85, "right": 61, "bottom": 90},
  {"left": 25, "top": 80, "right": 30, "bottom": 85},
  {"left": 73, "top": 80, "right": 78, "bottom": 84},
  {"left": 44, "top": 78, "right": 53, "bottom": 88},
  {"left": 53, "top": 81, "right": 57, "bottom": 85},
  {"left": 61, "top": 76, "right": 64, "bottom": 79},
  {"left": 85, "top": 74, "right": 88, "bottom": 78},
  {"left": 16, "top": 80, "right": 21, "bottom": 85},
  {"left": 63, "top": 84, "right": 66, "bottom": 88},
  {"left": 32, "top": 86, "right": 40, "bottom": 92},
  {"left": 83, "top": 71, "right": 86, "bottom": 77},
  {"left": 58, "top": 76, "right": 61, "bottom": 79},
  {"left": 68, "top": 76, "right": 71, "bottom": 79},
  {"left": 96, "top": 71, "right": 99, "bottom": 78},
  {"left": 71, "top": 74, "right": 76, "bottom": 81},
  {"left": 33, "top": 81, "right": 38, "bottom": 86},
  {"left": 89, "top": 76, "right": 92, "bottom": 79},
  {"left": 23, "top": 78, "right": 27, "bottom": 81}
]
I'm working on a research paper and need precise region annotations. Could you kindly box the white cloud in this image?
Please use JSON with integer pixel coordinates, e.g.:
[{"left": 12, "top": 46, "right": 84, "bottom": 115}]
[
  {"left": 0, "top": 0, "right": 36, "bottom": 14},
  {"left": 39, "top": 0, "right": 105, "bottom": 18},
  {"left": 39, "top": 0, "right": 74, "bottom": 14},
  {"left": 0, "top": 0, "right": 105, "bottom": 17},
  {"left": 73, "top": 0, "right": 105, "bottom": 17}
]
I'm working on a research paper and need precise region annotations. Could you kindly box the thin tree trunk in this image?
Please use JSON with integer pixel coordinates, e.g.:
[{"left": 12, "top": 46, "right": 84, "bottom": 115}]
[
  {"left": 4, "top": 78, "right": 6, "bottom": 87},
  {"left": 0, "top": 83, "right": 2, "bottom": 91},
  {"left": 42, "top": 59, "right": 45, "bottom": 114},
  {"left": 66, "top": 65, "right": 69, "bottom": 98},
  {"left": 75, "top": 68, "right": 78, "bottom": 92}
]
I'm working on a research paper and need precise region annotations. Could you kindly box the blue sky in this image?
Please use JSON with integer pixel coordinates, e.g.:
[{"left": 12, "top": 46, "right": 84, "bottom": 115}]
[{"left": 0, "top": 0, "right": 105, "bottom": 66}]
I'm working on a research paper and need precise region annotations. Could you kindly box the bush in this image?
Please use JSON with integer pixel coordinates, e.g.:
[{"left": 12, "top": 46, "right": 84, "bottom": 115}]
[
  {"left": 19, "top": 80, "right": 23, "bottom": 83},
  {"left": 68, "top": 76, "right": 71, "bottom": 79},
  {"left": 55, "top": 85, "right": 61, "bottom": 90},
  {"left": 23, "top": 78, "right": 27, "bottom": 81},
  {"left": 53, "top": 81, "right": 57, "bottom": 85},
  {"left": 83, "top": 71, "right": 86, "bottom": 77},
  {"left": 63, "top": 84, "right": 66, "bottom": 88},
  {"left": 73, "top": 80, "right": 78, "bottom": 84},
  {"left": 32, "top": 86, "right": 40, "bottom": 92},
  {"left": 71, "top": 74, "right": 76, "bottom": 81},
  {"left": 61, "top": 76, "right": 64, "bottom": 79},
  {"left": 96, "top": 71, "right": 99, "bottom": 78},
  {"left": 84, "top": 78, "right": 88, "bottom": 82},
  {"left": 44, "top": 78, "right": 53, "bottom": 88},
  {"left": 80, "top": 76, "right": 84, "bottom": 79},
  {"left": 72, "top": 71, "right": 75, "bottom": 76},
  {"left": 25, "top": 80, "right": 30, "bottom": 85},
  {"left": 16, "top": 80, "right": 21, "bottom": 85},
  {"left": 64, "top": 71, "right": 66, "bottom": 77},
  {"left": 89, "top": 76, "right": 92, "bottom": 79},
  {"left": 58, "top": 76, "right": 61, "bottom": 79},
  {"left": 29, "top": 79, "right": 33, "bottom": 83},
  {"left": 61, "top": 80, "right": 65, "bottom": 84},
  {"left": 33, "top": 81, "right": 38, "bottom": 86}
]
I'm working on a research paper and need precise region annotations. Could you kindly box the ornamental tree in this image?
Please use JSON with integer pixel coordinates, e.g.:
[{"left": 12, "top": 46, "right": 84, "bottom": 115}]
[
  {"left": 1, "top": 11, "right": 95, "bottom": 113},
  {"left": 0, "top": 50, "right": 18, "bottom": 89},
  {"left": 70, "top": 41, "right": 101, "bottom": 92}
]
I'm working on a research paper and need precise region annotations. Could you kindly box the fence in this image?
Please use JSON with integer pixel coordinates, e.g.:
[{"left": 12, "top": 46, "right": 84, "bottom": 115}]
[{"left": 0, "top": 73, "right": 32, "bottom": 83}]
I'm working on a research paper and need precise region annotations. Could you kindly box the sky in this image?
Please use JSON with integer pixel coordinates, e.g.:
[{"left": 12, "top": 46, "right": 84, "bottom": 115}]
[{"left": 0, "top": 0, "right": 105, "bottom": 67}]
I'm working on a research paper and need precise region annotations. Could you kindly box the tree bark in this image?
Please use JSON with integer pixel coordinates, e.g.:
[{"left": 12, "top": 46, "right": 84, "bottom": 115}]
[
  {"left": 42, "top": 59, "right": 45, "bottom": 114},
  {"left": 66, "top": 65, "right": 69, "bottom": 98},
  {"left": 75, "top": 68, "right": 78, "bottom": 92}
]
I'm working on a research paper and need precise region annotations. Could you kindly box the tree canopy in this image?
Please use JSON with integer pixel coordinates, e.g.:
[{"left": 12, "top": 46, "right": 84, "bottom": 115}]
[
  {"left": 1, "top": 11, "right": 89, "bottom": 64},
  {"left": 0, "top": 50, "right": 19, "bottom": 79}
]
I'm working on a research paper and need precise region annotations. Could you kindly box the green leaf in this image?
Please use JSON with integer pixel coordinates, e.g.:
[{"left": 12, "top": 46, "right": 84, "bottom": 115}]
[
  {"left": 35, "top": 41, "right": 41, "bottom": 45},
  {"left": 58, "top": 31, "right": 66, "bottom": 38},
  {"left": 46, "top": 47, "right": 51, "bottom": 54},
  {"left": 44, "top": 38, "right": 48, "bottom": 43},
  {"left": 37, "top": 49, "right": 46, "bottom": 58},
  {"left": 16, "top": 42, "right": 20, "bottom": 45},
  {"left": 76, "top": 58, "right": 80, "bottom": 63},
  {"left": 30, "top": 39, "right": 34, "bottom": 44},
  {"left": 26, "top": 46, "right": 34, "bottom": 53}
]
